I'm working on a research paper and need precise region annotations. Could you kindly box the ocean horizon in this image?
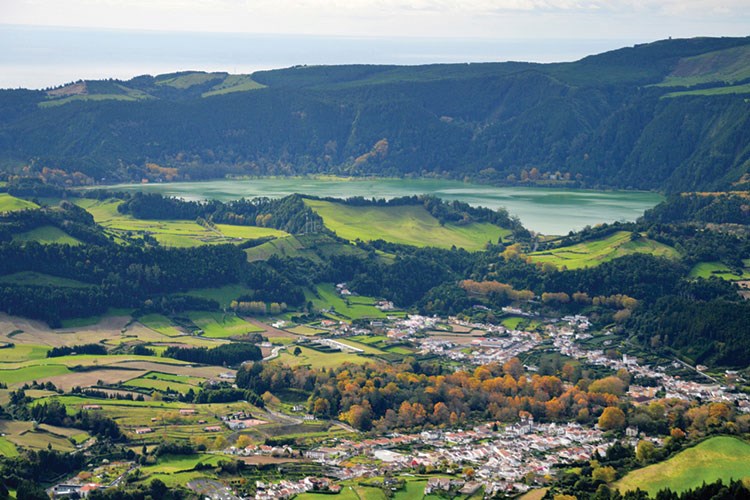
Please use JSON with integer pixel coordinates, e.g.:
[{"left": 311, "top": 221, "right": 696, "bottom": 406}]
[{"left": 0, "top": 24, "right": 642, "bottom": 89}]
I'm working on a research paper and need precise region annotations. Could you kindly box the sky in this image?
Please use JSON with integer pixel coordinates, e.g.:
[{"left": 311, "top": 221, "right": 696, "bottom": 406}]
[{"left": 1, "top": 0, "right": 749, "bottom": 88}]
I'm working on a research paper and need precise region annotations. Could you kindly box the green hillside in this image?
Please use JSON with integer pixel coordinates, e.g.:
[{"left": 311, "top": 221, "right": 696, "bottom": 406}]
[
  {"left": 305, "top": 199, "right": 508, "bottom": 250},
  {"left": 3, "top": 37, "right": 750, "bottom": 192},
  {"left": 529, "top": 231, "right": 679, "bottom": 270},
  {"left": 0, "top": 194, "right": 38, "bottom": 213},
  {"left": 616, "top": 437, "right": 750, "bottom": 496}
]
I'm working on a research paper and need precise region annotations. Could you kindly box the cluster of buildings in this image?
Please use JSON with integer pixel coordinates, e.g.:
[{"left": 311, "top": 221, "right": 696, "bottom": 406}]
[
  {"left": 254, "top": 477, "right": 340, "bottom": 500},
  {"left": 293, "top": 418, "right": 611, "bottom": 495}
]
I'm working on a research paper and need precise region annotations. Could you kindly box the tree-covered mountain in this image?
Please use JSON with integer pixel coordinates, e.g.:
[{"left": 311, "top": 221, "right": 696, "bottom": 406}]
[{"left": 1, "top": 36, "right": 750, "bottom": 192}]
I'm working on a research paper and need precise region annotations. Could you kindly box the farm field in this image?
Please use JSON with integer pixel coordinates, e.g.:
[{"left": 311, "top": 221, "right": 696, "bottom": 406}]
[
  {"left": 12, "top": 225, "right": 82, "bottom": 245},
  {"left": 304, "top": 199, "right": 509, "bottom": 250},
  {"left": 72, "top": 198, "right": 285, "bottom": 247},
  {"left": 276, "top": 345, "right": 370, "bottom": 369},
  {"left": 689, "top": 261, "right": 750, "bottom": 280},
  {"left": 615, "top": 436, "right": 750, "bottom": 495},
  {"left": 202, "top": 75, "right": 266, "bottom": 97},
  {"left": 0, "top": 419, "right": 88, "bottom": 452},
  {"left": 529, "top": 231, "right": 679, "bottom": 270},
  {"left": 0, "top": 193, "right": 38, "bottom": 212},
  {"left": 186, "top": 311, "right": 264, "bottom": 338},
  {"left": 139, "top": 313, "right": 185, "bottom": 337},
  {"left": 305, "top": 284, "right": 391, "bottom": 320}
]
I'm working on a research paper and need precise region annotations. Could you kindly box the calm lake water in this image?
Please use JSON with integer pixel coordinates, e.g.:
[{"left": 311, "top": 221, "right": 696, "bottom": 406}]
[{"left": 108, "top": 178, "right": 663, "bottom": 235}]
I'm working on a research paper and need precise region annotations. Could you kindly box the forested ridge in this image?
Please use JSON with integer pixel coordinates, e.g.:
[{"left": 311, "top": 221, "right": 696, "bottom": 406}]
[{"left": 1, "top": 37, "right": 750, "bottom": 192}]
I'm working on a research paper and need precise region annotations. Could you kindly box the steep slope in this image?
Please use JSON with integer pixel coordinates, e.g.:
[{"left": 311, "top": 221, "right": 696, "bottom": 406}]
[{"left": 1, "top": 37, "right": 749, "bottom": 192}]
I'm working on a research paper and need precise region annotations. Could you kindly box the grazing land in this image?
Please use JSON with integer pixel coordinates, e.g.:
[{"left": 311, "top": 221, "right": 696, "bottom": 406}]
[
  {"left": 616, "top": 436, "right": 750, "bottom": 495},
  {"left": 72, "top": 198, "right": 286, "bottom": 247},
  {"left": 529, "top": 231, "right": 679, "bottom": 270},
  {"left": 276, "top": 345, "right": 371, "bottom": 369},
  {"left": 689, "top": 261, "right": 750, "bottom": 280},
  {"left": 0, "top": 193, "right": 39, "bottom": 212},
  {"left": 186, "top": 311, "right": 264, "bottom": 338},
  {"left": 304, "top": 199, "right": 508, "bottom": 250},
  {"left": 305, "top": 284, "right": 394, "bottom": 320},
  {"left": 12, "top": 225, "right": 82, "bottom": 245}
]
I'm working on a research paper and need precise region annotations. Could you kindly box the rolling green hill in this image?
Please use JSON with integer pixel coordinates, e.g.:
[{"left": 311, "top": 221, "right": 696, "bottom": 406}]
[
  {"left": 305, "top": 199, "right": 508, "bottom": 250},
  {"left": 2, "top": 37, "right": 750, "bottom": 192},
  {"left": 529, "top": 231, "right": 679, "bottom": 270},
  {"left": 616, "top": 437, "right": 750, "bottom": 496}
]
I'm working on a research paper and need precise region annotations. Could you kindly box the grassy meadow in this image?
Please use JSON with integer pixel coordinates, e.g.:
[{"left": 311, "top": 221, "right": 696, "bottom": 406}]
[
  {"left": 305, "top": 284, "right": 393, "bottom": 320},
  {"left": 0, "top": 193, "right": 39, "bottom": 212},
  {"left": 186, "top": 311, "right": 264, "bottom": 338},
  {"left": 12, "top": 225, "right": 81, "bottom": 245},
  {"left": 72, "top": 198, "right": 286, "bottom": 247},
  {"left": 616, "top": 436, "right": 750, "bottom": 495},
  {"left": 304, "top": 199, "right": 508, "bottom": 250},
  {"left": 689, "top": 261, "right": 750, "bottom": 280},
  {"left": 529, "top": 231, "right": 679, "bottom": 270}
]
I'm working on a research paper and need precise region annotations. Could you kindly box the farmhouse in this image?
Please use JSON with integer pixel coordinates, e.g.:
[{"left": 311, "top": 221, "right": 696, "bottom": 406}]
[
  {"left": 204, "top": 425, "right": 223, "bottom": 432},
  {"left": 82, "top": 404, "right": 102, "bottom": 410},
  {"left": 179, "top": 409, "right": 197, "bottom": 416},
  {"left": 134, "top": 428, "right": 153, "bottom": 435}
]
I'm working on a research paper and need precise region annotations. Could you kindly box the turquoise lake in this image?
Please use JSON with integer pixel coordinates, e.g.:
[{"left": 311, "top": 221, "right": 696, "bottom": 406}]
[{"left": 107, "top": 178, "right": 664, "bottom": 235}]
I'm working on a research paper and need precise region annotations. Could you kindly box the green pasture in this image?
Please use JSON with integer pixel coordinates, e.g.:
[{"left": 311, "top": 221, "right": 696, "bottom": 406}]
[
  {"left": 214, "top": 224, "right": 286, "bottom": 239},
  {"left": 336, "top": 339, "right": 387, "bottom": 355},
  {"left": 124, "top": 377, "right": 197, "bottom": 395},
  {"left": 0, "top": 193, "right": 38, "bottom": 212},
  {"left": 501, "top": 316, "right": 525, "bottom": 330},
  {"left": 156, "top": 72, "right": 224, "bottom": 89},
  {"left": 74, "top": 198, "right": 279, "bottom": 247},
  {"left": 689, "top": 261, "right": 750, "bottom": 280},
  {"left": 0, "top": 353, "right": 187, "bottom": 371},
  {"left": 0, "top": 437, "right": 19, "bottom": 457},
  {"left": 187, "top": 311, "right": 263, "bottom": 338},
  {"left": 304, "top": 199, "right": 508, "bottom": 250},
  {"left": 305, "top": 284, "right": 389, "bottom": 320},
  {"left": 0, "top": 271, "right": 93, "bottom": 288},
  {"left": 348, "top": 335, "right": 389, "bottom": 345},
  {"left": 0, "top": 364, "right": 71, "bottom": 385},
  {"left": 139, "top": 313, "right": 185, "bottom": 337},
  {"left": 657, "top": 45, "right": 750, "bottom": 88},
  {"left": 529, "top": 231, "right": 679, "bottom": 270},
  {"left": 616, "top": 436, "right": 750, "bottom": 495},
  {"left": 245, "top": 235, "right": 305, "bottom": 261},
  {"left": 12, "top": 225, "right": 82, "bottom": 245},
  {"left": 0, "top": 344, "right": 50, "bottom": 363},
  {"left": 203, "top": 75, "right": 266, "bottom": 97},
  {"left": 276, "top": 345, "right": 370, "bottom": 369},
  {"left": 664, "top": 82, "right": 750, "bottom": 98}
]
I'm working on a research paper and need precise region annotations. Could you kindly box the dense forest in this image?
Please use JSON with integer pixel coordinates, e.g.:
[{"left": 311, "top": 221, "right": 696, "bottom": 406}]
[{"left": 1, "top": 37, "right": 750, "bottom": 192}]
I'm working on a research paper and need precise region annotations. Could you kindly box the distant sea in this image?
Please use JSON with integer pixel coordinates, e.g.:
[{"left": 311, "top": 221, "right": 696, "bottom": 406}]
[{"left": 0, "top": 24, "right": 642, "bottom": 89}]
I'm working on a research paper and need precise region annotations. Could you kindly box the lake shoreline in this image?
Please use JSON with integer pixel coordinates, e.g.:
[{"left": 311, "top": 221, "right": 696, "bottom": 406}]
[{"left": 82, "top": 176, "right": 664, "bottom": 235}]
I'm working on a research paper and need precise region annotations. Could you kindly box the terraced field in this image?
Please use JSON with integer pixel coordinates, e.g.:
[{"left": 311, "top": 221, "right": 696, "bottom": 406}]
[
  {"left": 304, "top": 199, "right": 509, "bottom": 250},
  {"left": 529, "top": 231, "right": 680, "bottom": 270}
]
